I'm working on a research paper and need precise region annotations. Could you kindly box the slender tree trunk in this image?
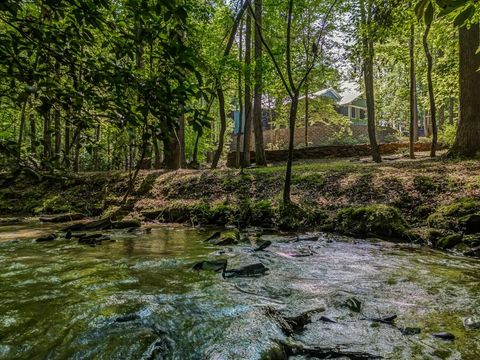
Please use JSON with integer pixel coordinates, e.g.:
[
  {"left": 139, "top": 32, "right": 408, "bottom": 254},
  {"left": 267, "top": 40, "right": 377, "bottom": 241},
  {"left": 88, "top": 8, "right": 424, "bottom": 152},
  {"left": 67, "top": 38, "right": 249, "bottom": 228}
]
[
  {"left": 242, "top": 10, "right": 253, "bottom": 167},
  {"left": 179, "top": 114, "right": 186, "bottom": 168},
  {"left": 64, "top": 121, "right": 70, "bottom": 167},
  {"left": 153, "top": 130, "right": 161, "bottom": 169},
  {"left": 73, "top": 127, "right": 81, "bottom": 172},
  {"left": 236, "top": 19, "right": 244, "bottom": 168},
  {"left": 450, "top": 23, "right": 480, "bottom": 157},
  {"left": 423, "top": 23, "right": 437, "bottom": 157},
  {"left": 212, "top": 87, "right": 227, "bottom": 169},
  {"left": 93, "top": 124, "right": 100, "bottom": 169},
  {"left": 409, "top": 22, "right": 416, "bottom": 159},
  {"left": 43, "top": 110, "right": 52, "bottom": 166},
  {"left": 360, "top": 0, "right": 381, "bottom": 163},
  {"left": 54, "top": 108, "right": 61, "bottom": 167},
  {"left": 283, "top": 92, "right": 299, "bottom": 204},
  {"left": 17, "top": 98, "right": 28, "bottom": 155},
  {"left": 305, "top": 80, "right": 309, "bottom": 148},
  {"left": 29, "top": 113, "right": 36, "bottom": 156},
  {"left": 253, "top": 0, "right": 266, "bottom": 166}
]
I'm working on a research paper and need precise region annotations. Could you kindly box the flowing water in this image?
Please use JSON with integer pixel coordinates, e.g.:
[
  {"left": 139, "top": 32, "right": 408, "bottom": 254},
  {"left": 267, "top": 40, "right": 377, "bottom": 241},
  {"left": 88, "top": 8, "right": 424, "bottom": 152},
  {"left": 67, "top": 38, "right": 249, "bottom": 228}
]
[{"left": 0, "top": 222, "right": 479, "bottom": 359}]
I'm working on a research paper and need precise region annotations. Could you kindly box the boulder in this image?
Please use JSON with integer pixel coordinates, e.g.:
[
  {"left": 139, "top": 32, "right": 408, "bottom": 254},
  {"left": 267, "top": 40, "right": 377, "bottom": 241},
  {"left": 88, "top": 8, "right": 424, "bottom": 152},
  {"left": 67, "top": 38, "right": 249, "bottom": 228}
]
[
  {"left": 463, "top": 317, "right": 480, "bottom": 329},
  {"left": 253, "top": 239, "right": 272, "bottom": 252},
  {"left": 461, "top": 214, "right": 480, "bottom": 234},
  {"left": 435, "top": 234, "right": 463, "bottom": 250},
  {"left": 35, "top": 233, "right": 57, "bottom": 243},
  {"left": 206, "top": 229, "right": 240, "bottom": 246}
]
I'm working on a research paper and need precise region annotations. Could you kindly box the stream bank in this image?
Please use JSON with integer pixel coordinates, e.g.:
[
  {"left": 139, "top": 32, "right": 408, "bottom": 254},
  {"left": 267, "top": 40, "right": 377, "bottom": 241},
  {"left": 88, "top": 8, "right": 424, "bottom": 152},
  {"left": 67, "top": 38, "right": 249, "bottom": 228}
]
[{"left": 1, "top": 157, "right": 480, "bottom": 257}]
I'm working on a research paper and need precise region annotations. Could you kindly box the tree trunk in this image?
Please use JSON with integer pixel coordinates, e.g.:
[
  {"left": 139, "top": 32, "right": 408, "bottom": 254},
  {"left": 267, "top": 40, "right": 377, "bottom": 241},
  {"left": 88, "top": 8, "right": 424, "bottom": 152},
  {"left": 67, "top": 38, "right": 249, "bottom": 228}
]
[
  {"left": 305, "top": 80, "right": 309, "bottom": 148},
  {"left": 93, "top": 124, "right": 100, "bottom": 169},
  {"left": 438, "top": 103, "right": 445, "bottom": 129},
  {"left": 153, "top": 130, "right": 162, "bottom": 169},
  {"left": 29, "top": 113, "right": 36, "bottom": 156},
  {"left": 409, "top": 22, "right": 416, "bottom": 159},
  {"left": 17, "top": 98, "right": 28, "bottom": 155},
  {"left": 64, "top": 121, "right": 70, "bottom": 167},
  {"left": 283, "top": 92, "right": 299, "bottom": 204},
  {"left": 163, "top": 134, "right": 181, "bottom": 170},
  {"left": 179, "top": 114, "right": 186, "bottom": 168},
  {"left": 423, "top": 23, "right": 437, "bottom": 157},
  {"left": 450, "top": 23, "right": 480, "bottom": 157},
  {"left": 73, "top": 127, "right": 81, "bottom": 172},
  {"left": 43, "top": 110, "right": 52, "bottom": 166},
  {"left": 253, "top": 0, "right": 266, "bottom": 166},
  {"left": 212, "top": 87, "right": 227, "bottom": 169},
  {"left": 236, "top": 19, "right": 244, "bottom": 168},
  {"left": 360, "top": 0, "right": 381, "bottom": 163},
  {"left": 242, "top": 10, "right": 253, "bottom": 167}
]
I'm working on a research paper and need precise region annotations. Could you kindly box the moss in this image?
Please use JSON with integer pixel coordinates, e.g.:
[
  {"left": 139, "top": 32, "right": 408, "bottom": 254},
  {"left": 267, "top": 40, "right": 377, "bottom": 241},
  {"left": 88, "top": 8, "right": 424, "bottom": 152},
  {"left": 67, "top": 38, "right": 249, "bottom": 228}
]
[
  {"left": 335, "top": 204, "right": 408, "bottom": 240},
  {"left": 427, "top": 197, "right": 480, "bottom": 230},
  {"left": 435, "top": 234, "right": 464, "bottom": 250}
]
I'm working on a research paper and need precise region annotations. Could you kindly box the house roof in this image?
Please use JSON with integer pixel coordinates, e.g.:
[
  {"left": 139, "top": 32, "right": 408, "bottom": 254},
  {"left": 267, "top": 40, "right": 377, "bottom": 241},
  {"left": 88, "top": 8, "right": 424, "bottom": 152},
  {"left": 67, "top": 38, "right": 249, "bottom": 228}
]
[
  {"left": 297, "top": 87, "right": 342, "bottom": 102},
  {"left": 339, "top": 91, "right": 363, "bottom": 106}
]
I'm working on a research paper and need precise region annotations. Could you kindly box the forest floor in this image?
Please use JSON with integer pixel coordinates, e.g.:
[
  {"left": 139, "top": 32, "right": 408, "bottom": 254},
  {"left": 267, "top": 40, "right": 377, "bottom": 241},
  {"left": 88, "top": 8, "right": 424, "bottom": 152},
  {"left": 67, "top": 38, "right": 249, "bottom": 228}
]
[{"left": 1, "top": 151, "right": 480, "bottom": 255}]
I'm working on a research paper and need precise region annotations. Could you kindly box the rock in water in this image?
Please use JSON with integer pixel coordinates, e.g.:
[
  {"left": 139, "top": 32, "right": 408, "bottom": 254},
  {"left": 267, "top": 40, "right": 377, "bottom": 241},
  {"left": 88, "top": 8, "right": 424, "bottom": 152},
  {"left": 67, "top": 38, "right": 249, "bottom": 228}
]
[
  {"left": 400, "top": 327, "right": 421, "bottom": 336},
  {"left": 206, "top": 229, "right": 240, "bottom": 246},
  {"left": 35, "top": 234, "right": 57, "bottom": 242},
  {"left": 63, "top": 218, "right": 141, "bottom": 232},
  {"left": 432, "top": 332, "right": 455, "bottom": 340},
  {"left": 115, "top": 313, "right": 141, "bottom": 323},
  {"left": 283, "top": 308, "right": 326, "bottom": 334},
  {"left": 192, "top": 259, "right": 227, "bottom": 272},
  {"left": 254, "top": 240, "right": 272, "bottom": 252},
  {"left": 223, "top": 263, "right": 268, "bottom": 278},
  {"left": 464, "top": 317, "right": 480, "bottom": 329}
]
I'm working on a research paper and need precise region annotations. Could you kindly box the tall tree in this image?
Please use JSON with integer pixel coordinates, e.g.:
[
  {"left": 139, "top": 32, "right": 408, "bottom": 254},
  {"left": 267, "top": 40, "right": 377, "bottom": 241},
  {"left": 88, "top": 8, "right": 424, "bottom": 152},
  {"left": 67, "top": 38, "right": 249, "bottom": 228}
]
[
  {"left": 242, "top": 10, "right": 253, "bottom": 167},
  {"left": 409, "top": 22, "right": 417, "bottom": 159},
  {"left": 359, "top": 0, "right": 382, "bottom": 163},
  {"left": 252, "top": 0, "right": 267, "bottom": 166},
  {"left": 422, "top": 3, "right": 437, "bottom": 157}
]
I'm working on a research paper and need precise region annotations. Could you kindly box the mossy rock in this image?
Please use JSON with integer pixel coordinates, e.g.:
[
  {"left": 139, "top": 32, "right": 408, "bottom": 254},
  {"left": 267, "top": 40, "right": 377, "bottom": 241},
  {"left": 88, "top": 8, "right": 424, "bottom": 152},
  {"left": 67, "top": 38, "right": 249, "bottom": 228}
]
[
  {"left": 427, "top": 198, "right": 480, "bottom": 231},
  {"left": 209, "top": 229, "right": 240, "bottom": 246},
  {"left": 434, "top": 234, "right": 464, "bottom": 250},
  {"left": 335, "top": 204, "right": 408, "bottom": 240}
]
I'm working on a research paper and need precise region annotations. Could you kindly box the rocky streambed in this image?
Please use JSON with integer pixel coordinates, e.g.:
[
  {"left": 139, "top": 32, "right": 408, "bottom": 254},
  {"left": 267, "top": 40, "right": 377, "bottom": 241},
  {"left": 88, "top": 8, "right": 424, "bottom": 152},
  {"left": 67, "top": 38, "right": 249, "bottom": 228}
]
[{"left": 0, "top": 221, "right": 479, "bottom": 359}]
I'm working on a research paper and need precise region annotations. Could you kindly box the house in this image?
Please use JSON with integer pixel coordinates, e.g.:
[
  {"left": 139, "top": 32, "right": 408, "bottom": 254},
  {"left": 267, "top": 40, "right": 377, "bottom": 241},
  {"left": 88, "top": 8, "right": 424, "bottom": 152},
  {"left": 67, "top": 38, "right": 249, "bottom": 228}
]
[
  {"left": 336, "top": 91, "right": 367, "bottom": 122},
  {"left": 229, "top": 88, "right": 394, "bottom": 151}
]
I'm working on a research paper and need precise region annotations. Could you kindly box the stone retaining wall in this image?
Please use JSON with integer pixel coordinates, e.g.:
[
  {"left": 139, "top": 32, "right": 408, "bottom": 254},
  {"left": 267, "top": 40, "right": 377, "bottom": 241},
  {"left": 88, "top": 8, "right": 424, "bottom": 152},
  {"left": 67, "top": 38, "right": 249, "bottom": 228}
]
[{"left": 226, "top": 142, "right": 439, "bottom": 167}]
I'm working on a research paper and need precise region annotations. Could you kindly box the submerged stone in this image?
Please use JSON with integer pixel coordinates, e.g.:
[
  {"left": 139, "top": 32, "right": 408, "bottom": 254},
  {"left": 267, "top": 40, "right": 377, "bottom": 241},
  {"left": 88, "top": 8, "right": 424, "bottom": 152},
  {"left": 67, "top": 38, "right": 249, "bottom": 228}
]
[
  {"left": 223, "top": 262, "right": 268, "bottom": 278},
  {"left": 192, "top": 260, "right": 227, "bottom": 272},
  {"left": 206, "top": 229, "right": 240, "bottom": 246},
  {"left": 432, "top": 332, "right": 455, "bottom": 340},
  {"left": 463, "top": 317, "right": 480, "bottom": 329}
]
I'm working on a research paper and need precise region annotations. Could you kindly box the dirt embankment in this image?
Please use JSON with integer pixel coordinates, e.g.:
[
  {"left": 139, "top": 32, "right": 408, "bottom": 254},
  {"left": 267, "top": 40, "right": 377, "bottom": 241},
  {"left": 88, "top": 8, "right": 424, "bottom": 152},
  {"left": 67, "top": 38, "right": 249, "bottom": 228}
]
[{"left": 1, "top": 157, "right": 480, "bottom": 256}]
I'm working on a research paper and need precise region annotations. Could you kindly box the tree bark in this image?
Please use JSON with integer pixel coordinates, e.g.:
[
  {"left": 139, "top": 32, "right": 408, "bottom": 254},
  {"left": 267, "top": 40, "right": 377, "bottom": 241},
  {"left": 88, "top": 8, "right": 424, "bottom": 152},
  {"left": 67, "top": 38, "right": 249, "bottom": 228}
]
[
  {"left": 17, "top": 98, "right": 28, "bottom": 155},
  {"left": 360, "top": 0, "right": 381, "bottom": 163},
  {"left": 409, "top": 22, "right": 416, "bottom": 159},
  {"left": 236, "top": 19, "right": 244, "bottom": 168},
  {"left": 64, "top": 121, "right": 70, "bottom": 167},
  {"left": 305, "top": 80, "right": 309, "bottom": 148},
  {"left": 449, "top": 97, "right": 455, "bottom": 124},
  {"left": 253, "top": 0, "right": 266, "bottom": 166},
  {"left": 43, "top": 110, "right": 52, "bottom": 167},
  {"left": 283, "top": 92, "right": 299, "bottom": 204},
  {"left": 242, "top": 10, "right": 253, "bottom": 167},
  {"left": 212, "top": 87, "right": 227, "bottom": 169},
  {"left": 163, "top": 133, "right": 181, "bottom": 170},
  {"left": 29, "top": 113, "right": 36, "bottom": 156},
  {"left": 93, "top": 124, "right": 100, "bottom": 169},
  {"left": 192, "top": 131, "right": 201, "bottom": 167},
  {"left": 450, "top": 23, "right": 480, "bottom": 157},
  {"left": 179, "top": 114, "right": 186, "bottom": 168},
  {"left": 423, "top": 23, "right": 437, "bottom": 157}
]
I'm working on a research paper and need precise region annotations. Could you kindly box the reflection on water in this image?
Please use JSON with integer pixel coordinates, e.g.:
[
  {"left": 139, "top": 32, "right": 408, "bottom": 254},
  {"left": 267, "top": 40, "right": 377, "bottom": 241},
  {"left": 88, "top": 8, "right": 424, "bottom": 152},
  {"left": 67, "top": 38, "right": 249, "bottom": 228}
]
[{"left": 0, "top": 224, "right": 479, "bottom": 359}]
